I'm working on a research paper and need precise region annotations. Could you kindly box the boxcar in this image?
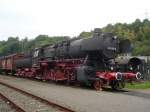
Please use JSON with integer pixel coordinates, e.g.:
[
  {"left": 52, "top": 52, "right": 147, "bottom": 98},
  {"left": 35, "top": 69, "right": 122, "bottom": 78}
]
[{"left": 0, "top": 53, "right": 24, "bottom": 74}]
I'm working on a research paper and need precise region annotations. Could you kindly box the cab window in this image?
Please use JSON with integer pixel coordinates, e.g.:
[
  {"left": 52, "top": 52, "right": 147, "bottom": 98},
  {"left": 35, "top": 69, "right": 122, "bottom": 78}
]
[{"left": 33, "top": 50, "right": 39, "bottom": 57}]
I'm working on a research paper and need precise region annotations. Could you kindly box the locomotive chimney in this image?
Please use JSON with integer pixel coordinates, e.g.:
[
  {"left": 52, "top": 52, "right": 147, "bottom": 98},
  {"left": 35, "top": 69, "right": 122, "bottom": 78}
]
[{"left": 93, "top": 28, "right": 102, "bottom": 37}]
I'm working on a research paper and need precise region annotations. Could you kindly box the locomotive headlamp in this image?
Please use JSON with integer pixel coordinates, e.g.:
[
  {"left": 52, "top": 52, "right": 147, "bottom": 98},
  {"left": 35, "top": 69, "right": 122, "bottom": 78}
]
[
  {"left": 129, "top": 66, "right": 133, "bottom": 70},
  {"left": 115, "top": 72, "right": 122, "bottom": 80},
  {"left": 113, "top": 36, "right": 117, "bottom": 39},
  {"left": 110, "top": 66, "right": 114, "bottom": 70}
]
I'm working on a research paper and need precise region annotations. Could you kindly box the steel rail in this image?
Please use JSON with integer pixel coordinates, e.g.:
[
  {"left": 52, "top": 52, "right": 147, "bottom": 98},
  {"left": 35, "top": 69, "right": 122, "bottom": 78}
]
[{"left": 0, "top": 92, "right": 25, "bottom": 112}]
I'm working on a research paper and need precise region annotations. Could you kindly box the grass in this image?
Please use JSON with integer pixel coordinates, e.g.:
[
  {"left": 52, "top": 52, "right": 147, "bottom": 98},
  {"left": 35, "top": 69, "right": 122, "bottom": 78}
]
[{"left": 125, "top": 81, "right": 150, "bottom": 89}]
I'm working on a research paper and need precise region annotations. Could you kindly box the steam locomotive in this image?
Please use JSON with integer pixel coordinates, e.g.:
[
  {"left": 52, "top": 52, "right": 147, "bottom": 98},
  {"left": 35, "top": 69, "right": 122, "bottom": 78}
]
[{"left": 0, "top": 28, "right": 142, "bottom": 90}]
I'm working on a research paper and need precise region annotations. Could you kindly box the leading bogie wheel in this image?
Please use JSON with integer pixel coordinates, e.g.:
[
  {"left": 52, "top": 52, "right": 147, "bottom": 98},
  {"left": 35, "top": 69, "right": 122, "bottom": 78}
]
[{"left": 93, "top": 80, "right": 103, "bottom": 91}]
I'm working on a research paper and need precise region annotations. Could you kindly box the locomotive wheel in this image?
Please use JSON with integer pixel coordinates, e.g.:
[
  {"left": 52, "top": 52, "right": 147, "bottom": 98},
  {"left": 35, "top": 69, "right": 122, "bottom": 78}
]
[
  {"left": 93, "top": 80, "right": 103, "bottom": 91},
  {"left": 66, "top": 80, "right": 70, "bottom": 85},
  {"left": 111, "top": 80, "right": 125, "bottom": 90}
]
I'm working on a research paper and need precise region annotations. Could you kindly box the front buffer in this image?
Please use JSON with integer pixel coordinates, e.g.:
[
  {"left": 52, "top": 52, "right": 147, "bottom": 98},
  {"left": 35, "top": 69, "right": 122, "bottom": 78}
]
[{"left": 95, "top": 71, "right": 141, "bottom": 90}]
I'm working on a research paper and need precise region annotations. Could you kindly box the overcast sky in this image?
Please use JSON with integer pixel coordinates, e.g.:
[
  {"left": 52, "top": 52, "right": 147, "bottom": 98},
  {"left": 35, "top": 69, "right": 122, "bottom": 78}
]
[{"left": 0, "top": 0, "right": 150, "bottom": 40}]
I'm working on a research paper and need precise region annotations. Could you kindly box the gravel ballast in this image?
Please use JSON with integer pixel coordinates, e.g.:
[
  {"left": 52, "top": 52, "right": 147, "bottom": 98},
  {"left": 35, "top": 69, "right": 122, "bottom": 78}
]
[
  {"left": 0, "top": 75, "right": 150, "bottom": 112},
  {"left": 0, "top": 97, "right": 16, "bottom": 112},
  {"left": 0, "top": 83, "right": 64, "bottom": 112}
]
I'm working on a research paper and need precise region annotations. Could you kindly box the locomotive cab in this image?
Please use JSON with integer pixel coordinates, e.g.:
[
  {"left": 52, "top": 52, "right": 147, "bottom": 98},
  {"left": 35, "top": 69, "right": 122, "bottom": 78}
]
[{"left": 32, "top": 48, "right": 45, "bottom": 67}]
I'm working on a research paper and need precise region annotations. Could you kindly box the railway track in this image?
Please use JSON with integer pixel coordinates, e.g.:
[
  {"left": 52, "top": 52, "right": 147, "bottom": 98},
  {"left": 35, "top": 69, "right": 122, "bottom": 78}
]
[
  {"left": 0, "top": 95, "right": 16, "bottom": 112},
  {"left": 0, "top": 81, "right": 75, "bottom": 112}
]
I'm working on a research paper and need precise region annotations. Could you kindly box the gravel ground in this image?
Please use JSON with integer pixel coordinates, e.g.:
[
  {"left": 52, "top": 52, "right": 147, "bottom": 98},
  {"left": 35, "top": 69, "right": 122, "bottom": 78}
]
[
  {"left": 0, "top": 84, "right": 62, "bottom": 112},
  {"left": 0, "top": 75, "right": 150, "bottom": 112},
  {"left": 0, "top": 97, "right": 15, "bottom": 112}
]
